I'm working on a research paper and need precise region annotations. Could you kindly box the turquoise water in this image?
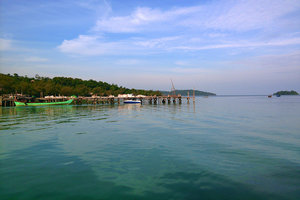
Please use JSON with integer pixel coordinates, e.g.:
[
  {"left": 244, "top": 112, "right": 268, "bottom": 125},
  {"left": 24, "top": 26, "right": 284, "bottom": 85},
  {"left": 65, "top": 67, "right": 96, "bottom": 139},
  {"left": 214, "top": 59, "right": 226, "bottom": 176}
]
[{"left": 1, "top": 96, "right": 300, "bottom": 200}]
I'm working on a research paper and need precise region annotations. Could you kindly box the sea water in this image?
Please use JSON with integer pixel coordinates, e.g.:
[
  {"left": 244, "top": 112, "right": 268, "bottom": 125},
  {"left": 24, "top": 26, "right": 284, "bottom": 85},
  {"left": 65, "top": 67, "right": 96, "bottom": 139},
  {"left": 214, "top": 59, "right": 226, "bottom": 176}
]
[{"left": 1, "top": 96, "right": 300, "bottom": 200}]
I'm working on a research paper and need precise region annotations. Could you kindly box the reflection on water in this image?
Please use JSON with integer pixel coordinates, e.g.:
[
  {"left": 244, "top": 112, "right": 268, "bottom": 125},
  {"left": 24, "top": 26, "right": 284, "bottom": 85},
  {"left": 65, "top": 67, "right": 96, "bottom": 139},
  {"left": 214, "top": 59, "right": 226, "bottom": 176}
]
[
  {"left": 1, "top": 96, "right": 300, "bottom": 199},
  {"left": 118, "top": 103, "right": 142, "bottom": 111}
]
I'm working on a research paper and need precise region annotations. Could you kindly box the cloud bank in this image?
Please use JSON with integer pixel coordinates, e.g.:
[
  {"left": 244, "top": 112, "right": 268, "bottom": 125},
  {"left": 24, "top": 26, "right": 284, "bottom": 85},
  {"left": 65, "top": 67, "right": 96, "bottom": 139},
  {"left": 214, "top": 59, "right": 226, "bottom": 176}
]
[{"left": 58, "top": 0, "right": 300, "bottom": 56}]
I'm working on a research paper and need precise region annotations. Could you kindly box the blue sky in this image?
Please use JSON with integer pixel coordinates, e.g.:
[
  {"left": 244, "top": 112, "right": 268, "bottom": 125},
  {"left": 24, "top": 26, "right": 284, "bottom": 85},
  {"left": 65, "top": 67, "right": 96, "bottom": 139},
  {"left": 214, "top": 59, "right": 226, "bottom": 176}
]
[{"left": 0, "top": 0, "right": 300, "bottom": 94}]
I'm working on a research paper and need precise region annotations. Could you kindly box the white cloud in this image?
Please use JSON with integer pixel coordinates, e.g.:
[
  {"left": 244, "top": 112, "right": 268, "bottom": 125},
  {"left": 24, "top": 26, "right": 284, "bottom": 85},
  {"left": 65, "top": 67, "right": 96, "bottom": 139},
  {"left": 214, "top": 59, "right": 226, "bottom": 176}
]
[
  {"left": 58, "top": 35, "right": 126, "bottom": 55},
  {"left": 93, "top": 7, "right": 162, "bottom": 32},
  {"left": 172, "top": 37, "right": 300, "bottom": 50},
  {"left": 58, "top": 0, "right": 300, "bottom": 56},
  {"left": 193, "top": 0, "right": 300, "bottom": 31},
  {"left": 92, "top": 0, "right": 300, "bottom": 33},
  {"left": 93, "top": 6, "right": 202, "bottom": 33},
  {"left": 58, "top": 33, "right": 300, "bottom": 56},
  {"left": 58, "top": 35, "right": 182, "bottom": 55}
]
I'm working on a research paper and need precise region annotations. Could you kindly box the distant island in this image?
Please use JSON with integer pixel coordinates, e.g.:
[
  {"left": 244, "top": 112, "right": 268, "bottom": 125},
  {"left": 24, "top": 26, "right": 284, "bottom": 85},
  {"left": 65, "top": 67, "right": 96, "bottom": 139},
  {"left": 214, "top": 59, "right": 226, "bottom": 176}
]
[
  {"left": 273, "top": 90, "right": 299, "bottom": 96},
  {"left": 160, "top": 89, "right": 216, "bottom": 96}
]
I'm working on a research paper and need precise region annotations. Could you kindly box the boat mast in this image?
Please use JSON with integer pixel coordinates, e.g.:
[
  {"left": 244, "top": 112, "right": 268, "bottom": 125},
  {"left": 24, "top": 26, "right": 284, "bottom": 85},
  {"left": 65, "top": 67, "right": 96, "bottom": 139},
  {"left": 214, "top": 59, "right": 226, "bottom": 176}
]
[{"left": 171, "top": 79, "right": 176, "bottom": 96}]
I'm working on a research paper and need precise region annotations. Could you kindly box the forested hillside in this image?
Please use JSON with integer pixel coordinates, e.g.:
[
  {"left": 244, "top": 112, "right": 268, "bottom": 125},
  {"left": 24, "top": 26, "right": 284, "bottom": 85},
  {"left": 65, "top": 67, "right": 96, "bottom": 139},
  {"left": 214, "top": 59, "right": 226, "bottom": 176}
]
[{"left": 0, "top": 73, "right": 161, "bottom": 97}]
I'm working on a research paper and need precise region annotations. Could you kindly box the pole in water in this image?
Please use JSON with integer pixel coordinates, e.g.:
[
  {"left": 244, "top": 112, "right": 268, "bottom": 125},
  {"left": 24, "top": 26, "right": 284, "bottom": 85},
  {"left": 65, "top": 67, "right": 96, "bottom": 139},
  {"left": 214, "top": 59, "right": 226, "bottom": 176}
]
[{"left": 193, "top": 89, "right": 195, "bottom": 103}]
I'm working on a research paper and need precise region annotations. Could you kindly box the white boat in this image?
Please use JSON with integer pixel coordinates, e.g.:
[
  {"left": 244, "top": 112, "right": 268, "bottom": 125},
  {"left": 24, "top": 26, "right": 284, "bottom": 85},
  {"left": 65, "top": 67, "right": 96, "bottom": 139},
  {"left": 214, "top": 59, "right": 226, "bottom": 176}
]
[{"left": 124, "top": 99, "right": 141, "bottom": 104}]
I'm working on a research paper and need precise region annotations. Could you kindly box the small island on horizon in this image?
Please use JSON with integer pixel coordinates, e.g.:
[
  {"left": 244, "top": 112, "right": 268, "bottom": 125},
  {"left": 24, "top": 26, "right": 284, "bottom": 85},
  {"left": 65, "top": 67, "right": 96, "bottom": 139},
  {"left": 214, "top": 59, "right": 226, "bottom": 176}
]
[{"left": 273, "top": 90, "right": 299, "bottom": 96}]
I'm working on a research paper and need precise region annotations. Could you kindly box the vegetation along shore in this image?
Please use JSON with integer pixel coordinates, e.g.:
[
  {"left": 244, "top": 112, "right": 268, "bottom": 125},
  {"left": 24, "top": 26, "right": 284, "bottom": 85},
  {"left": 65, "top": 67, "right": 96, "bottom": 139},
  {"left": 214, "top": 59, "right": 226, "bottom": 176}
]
[
  {"left": 273, "top": 90, "right": 299, "bottom": 96},
  {"left": 0, "top": 73, "right": 161, "bottom": 97}
]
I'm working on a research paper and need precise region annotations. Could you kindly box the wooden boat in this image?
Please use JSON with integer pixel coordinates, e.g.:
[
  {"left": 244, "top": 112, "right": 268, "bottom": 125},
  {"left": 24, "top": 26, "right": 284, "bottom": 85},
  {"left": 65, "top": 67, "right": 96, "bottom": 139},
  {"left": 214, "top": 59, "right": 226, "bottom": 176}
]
[{"left": 14, "top": 99, "right": 73, "bottom": 106}]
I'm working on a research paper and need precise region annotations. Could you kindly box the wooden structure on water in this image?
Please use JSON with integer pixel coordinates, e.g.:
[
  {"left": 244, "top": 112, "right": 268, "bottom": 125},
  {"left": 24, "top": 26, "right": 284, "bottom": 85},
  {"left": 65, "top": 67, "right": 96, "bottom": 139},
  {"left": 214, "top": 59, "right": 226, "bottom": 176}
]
[
  {"left": 0, "top": 96, "right": 16, "bottom": 107},
  {"left": 0, "top": 95, "right": 196, "bottom": 107}
]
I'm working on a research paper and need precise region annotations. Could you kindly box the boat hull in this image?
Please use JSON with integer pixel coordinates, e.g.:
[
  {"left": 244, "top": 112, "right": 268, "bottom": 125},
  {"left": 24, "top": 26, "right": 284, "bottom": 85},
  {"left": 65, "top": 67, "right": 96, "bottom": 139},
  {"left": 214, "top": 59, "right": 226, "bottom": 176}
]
[
  {"left": 124, "top": 100, "right": 141, "bottom": 104},
  {"left": 14, "top": 99, "right": 73, "bottom": 106}
]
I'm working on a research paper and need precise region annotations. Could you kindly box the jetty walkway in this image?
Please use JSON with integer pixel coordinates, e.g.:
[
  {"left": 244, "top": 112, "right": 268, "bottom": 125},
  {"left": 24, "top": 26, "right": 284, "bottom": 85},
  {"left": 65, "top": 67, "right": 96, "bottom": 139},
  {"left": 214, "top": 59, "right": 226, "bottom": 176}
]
[{"left": 0, "top": 95, "right": 195, "bottom": 107}]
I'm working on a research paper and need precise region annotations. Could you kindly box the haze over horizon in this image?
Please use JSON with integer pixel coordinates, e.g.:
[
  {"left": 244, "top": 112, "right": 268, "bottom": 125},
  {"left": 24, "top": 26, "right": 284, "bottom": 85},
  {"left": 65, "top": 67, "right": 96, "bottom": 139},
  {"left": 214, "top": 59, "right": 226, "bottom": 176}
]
[{"left": 1, "top": 0, "right": 300, "bottom": 95}]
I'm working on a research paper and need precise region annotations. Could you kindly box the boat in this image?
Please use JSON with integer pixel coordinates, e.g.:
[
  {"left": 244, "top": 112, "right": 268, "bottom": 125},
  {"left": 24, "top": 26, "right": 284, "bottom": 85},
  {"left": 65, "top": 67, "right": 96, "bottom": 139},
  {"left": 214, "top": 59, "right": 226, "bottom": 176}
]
[
  {"left": 14, "top": 99, "right": 73, "bottom": 106},
  {"left": 268, "top": 95, "right": 272, "bottom": 98},
  {"left": 124, "top": 99, "right": 141, "bottom": 104}
]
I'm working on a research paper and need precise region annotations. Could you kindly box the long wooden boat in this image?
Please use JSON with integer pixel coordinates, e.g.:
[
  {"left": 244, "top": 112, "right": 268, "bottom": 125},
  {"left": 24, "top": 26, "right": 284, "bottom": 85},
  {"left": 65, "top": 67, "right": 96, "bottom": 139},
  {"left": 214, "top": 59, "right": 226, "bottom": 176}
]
[{"left": 14, "top": 99, "right": 73, "bottom": 106}]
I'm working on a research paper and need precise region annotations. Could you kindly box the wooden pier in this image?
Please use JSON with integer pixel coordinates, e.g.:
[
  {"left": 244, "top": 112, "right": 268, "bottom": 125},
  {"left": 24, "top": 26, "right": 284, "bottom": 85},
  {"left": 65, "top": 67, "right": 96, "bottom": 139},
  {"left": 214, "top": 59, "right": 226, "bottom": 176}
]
[
  {"left": 0, "top": 95, "right": 195, "bottom": 107},
  {"left": 0, "top": 96, "right": 16, "bottom": 107}
]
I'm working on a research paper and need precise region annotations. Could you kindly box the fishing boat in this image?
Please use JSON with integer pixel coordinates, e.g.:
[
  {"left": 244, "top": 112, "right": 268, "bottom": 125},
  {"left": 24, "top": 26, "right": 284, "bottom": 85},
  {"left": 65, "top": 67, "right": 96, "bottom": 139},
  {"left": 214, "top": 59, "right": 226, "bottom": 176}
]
[
  {"left": 124, "top": 99, "right": 141, "bottom": 104},
  {"left": 14, "top": 99, "right": 73, "bottom": 106}
]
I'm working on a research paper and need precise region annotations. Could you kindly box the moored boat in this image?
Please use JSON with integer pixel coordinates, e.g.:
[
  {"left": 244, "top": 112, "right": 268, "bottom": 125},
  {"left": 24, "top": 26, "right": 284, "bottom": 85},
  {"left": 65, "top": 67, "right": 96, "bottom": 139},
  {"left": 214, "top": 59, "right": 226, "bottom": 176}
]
[
  {"left": 14, "top": 99, "right": 73, "bottom": 106},
  {"left": 124, "top": 99, "right": 141, "bottom": 104}
]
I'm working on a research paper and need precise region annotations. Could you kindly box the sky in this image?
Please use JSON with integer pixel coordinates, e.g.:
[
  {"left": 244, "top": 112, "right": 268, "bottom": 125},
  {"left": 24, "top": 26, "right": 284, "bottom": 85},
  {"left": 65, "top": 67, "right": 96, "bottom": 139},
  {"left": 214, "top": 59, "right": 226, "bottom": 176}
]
[{"left": 0, "top": 0, "right": 300, "bottom": 94}]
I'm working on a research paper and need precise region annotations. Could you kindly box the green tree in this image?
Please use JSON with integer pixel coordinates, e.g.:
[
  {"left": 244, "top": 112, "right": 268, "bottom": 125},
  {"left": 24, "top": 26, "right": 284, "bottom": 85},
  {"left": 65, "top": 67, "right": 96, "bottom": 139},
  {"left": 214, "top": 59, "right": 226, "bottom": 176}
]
[{"left": 0, "top": 73, "right": 162, "bottom": 96}]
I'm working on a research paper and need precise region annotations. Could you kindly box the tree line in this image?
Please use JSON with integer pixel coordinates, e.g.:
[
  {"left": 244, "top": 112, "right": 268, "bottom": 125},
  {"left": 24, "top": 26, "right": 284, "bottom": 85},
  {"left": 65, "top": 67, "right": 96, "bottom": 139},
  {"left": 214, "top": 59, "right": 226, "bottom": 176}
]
[
  {"left": 0, "top": 73, "right": 161, "bottom": 97},
  {"left": 273, "top": 90, "right": 299, "bottom": 96}
]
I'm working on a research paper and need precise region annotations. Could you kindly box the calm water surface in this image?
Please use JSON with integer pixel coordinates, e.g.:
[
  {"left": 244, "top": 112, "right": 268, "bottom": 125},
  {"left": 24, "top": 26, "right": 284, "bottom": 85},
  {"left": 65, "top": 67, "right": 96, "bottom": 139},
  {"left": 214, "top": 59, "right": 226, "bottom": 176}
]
[{"left": 1, "top": 96, "right": 300, "bottom": 199}]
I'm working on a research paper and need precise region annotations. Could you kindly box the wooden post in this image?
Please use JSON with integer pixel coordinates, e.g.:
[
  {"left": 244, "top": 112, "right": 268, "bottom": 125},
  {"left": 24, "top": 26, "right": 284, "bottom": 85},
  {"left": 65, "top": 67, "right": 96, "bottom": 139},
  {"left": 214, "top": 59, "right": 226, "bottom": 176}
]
[{"left": 193, "top": 89, "right": 195, "bottom": 103}]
